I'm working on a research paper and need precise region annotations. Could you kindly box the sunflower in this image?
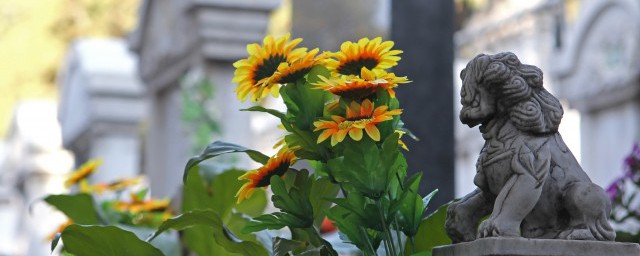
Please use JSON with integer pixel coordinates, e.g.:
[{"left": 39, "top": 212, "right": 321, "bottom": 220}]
[
  {"left": 65, "top": 159, "right": 102, "bottom": 187},
  {"left": 46, "top": 219, "right": 73, "bottom": 241},
  {"left": 236, "top": 150, "right": 296, "bottom": 203},
  {"left": 233, "top": 34, "right": 308, "bottom": 102},
  {"left": 313, "top": 99, "right": 402, "bottom": 146},
  {"left": 315, "top": 67, "right": 410, "bottom": 100},
  {"left": 326, "top": 37, "right": 402, "bottom": 76},
  {"left": 267, "top": 48, "right": 329, "bottom": 85}
]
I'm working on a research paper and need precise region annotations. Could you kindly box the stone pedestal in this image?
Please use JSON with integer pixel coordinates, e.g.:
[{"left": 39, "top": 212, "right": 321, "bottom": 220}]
[{"left": 433, "top": 238, "right": 640, "bottom": 256}]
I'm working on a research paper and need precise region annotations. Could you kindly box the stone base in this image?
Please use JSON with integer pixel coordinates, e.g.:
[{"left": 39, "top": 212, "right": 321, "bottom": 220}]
[{"left": 432, "top": 237, "right": 640, "bottom": 256}]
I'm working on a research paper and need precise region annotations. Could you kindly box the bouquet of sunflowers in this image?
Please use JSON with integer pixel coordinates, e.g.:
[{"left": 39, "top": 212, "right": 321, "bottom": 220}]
[
  {"left": 178, "top": 34, "right": 437, "bottom": 255},
  {"left": 48, "top": 34, "right": 441, "bottom": 256}
]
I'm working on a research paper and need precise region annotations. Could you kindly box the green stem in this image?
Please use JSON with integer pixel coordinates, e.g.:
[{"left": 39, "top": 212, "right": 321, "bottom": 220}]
[
  {"left": 377, "top": 200, "right": 397, "bottom": 256},
  {"left": 410, "top": 236, "right": 416, "bottom": 254},
  {"left": 360, "top": 226, "right": 377, "bottom": 256},
  {"left": 393, "top": 216, "right": 403, "bottom": 254}
]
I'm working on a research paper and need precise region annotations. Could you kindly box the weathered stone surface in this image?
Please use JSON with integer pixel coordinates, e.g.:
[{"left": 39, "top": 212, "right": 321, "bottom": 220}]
[
  {"left": 433, "top": 237, "right": 640, "bottom": 256},
  {"left": 447, "top": 52, "right": 616, "bottom": 244}
]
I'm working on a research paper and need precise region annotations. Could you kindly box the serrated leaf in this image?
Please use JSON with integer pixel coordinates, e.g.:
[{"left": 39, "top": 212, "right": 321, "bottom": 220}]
[
  {"left": 60, "top": 224, "right": 163, "bottom": 256},
  {"left": 273, "top": 237, "right": 307, "bottom": 256},
  {"left": 183, "top": 141, "right": 269, "bottom": 182},
  {"left": 43, "top": 194, "right": 101, "bottom": 225}
]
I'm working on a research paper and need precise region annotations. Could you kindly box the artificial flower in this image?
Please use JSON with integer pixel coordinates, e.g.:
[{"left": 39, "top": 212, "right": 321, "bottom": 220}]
[
  {"left": 233, "top": 34, "right": 308, "bottom": 102},
  {"left": 46, "top": 219, "right": 73, "bottom": 241},
  {"left": 64, "top": 159, "right": 102, "bottom": 187},
  {"left": 326, "top": 37, "right": 402, "bottom": 76},
  {"left": 315, "top": 67, "right": 409, "bottom": 99},
  {"left": 313, "top": 99, "right": 402, "bottom": 146},
  {"left": 267, "top": 48, "right": 328, "bottom": 85},
  {"left": 113, "top": 196, "right": 170, "bottom": 214},
  {"left": 236, "top": 150, "right": 296, "bottom": 203}
]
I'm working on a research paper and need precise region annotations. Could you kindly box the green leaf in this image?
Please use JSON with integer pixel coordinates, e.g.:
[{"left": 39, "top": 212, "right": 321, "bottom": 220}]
[
  {"left": 43, "top": 194, "right": 101, "bottom": 224},
  {"left": 273, "top": 237, "right": 307, "bottom": 256},
  {"left": 51, "top": 232, "right": 61, "bottom": 253},
  {"left": 241, "top": 106, "right": 293, "bottom": 131},
  {"left": 183, "top": 141, "right": 269, "bottom": 183},
  {"left": 59, "top": 224, "right": 163, "bottom": 256},
  {"left": 309, "top": 176, "right": 340, "bottom": 227},
  {"left": 328, "top": 135, "right": 406, "bottom": 199},
  {"left": 281, "top": 66, "right": 332, "bottom": 130},
  {"left": 148, "top": 209, "right": 268, "bottom": 256},
  {"left": 243, "top": 171, "right": 315, "bottom": 233},
  {"left": 404, "top": 202, "right": 452, "bottom": 254},
  {"left": 325, "top": 206, "right": 381, "bottom": 254}
]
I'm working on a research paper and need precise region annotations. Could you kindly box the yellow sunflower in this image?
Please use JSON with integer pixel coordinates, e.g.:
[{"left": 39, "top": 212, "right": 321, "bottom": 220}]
[
  {"left": 313, "top": 99, "right": 402, "bottom": 146},
  {"left": 113, "top": 195, "right": 170, "bottom": 213},
  {"left": 268, "top": 48, "right": 329, "bottom": 85},
  {"left": 315, "top": 67, "right": 410, "bottom": 99},
  {"left": 236, "top": 150, "right": 296, "bottom": 203},
  {"left": 233, "top": 34, "right": 308, "bottom": 102},
  {"left": 326, "top": 37, "right": 402, "bottom": 76},
  {"left": 65, "top": 159, "right": 102, "bottom": 188}
]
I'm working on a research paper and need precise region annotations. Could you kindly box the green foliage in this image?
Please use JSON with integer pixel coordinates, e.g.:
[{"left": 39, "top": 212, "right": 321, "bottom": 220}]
[
  {"left": 243, "top": 170, "right": 314, "bottom": 232},
  {"left": 281, "top": 66, "right": 332, "bottom": 130},
  {"left": 148, "top": 209, "right": 268, "bottom": 256},
  {"left": 43, "top": 194, "right": 101, "bottom": 224},
  {"left": 328, "top": 134, "right": 406, "bottom": 199},
  {"left": 325, "top": 205, "right": 382, "bottom": 255},
  {"left": 181, "top": 78, "right": 222, "bottom": 152},
  {"left": 183, "top": 141, "right": 270, "bottom": 182},
  {"left": 404, "top": 202, "right": 452, "bottom": 254},
  {"left": 52, "top": 224, "right": 163, "bottom": 256},
  {"left": 182, "top": 165, "right": 267, "bottom": 256},
  {"left": 309, "top": 175, "right": 340, "bottom": 227},
  {"left": 393, "top": 172, "right": 438, "bottom": 237}
]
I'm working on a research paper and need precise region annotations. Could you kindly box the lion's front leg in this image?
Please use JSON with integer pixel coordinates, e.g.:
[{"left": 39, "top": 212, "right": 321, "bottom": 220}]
[
  {"left": 446, "top": 188, "right": 493, "bottom": 243},
  {"left": 478, "top": 141, "right": 551, "bottom": 238}
]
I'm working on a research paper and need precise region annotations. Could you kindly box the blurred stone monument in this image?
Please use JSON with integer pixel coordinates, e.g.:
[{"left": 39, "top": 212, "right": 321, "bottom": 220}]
[
  {"left": 129, "top": 0, "right": 280, "bottom": 198},
  {"left": 57, "top": 39, "right": 146, "bottom": 183},
  {"left": 551, "top": 0, "right": 640, "bottom": 188}
]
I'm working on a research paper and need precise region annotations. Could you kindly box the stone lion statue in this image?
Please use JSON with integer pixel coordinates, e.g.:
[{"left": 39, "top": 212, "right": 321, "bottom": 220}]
[{"left": 446, "top": 52, "right": 616, "bottom": 243}]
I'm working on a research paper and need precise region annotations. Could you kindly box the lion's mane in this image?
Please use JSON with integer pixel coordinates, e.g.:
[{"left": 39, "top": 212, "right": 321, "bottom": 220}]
[{"left": 473, "top": 52, "right": 563, "bottom": 134}]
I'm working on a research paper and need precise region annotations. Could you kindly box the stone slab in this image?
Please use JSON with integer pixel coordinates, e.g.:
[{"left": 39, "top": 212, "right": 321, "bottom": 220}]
[{"left": 432, "top": 237, "right": 640, "bottom": 256}]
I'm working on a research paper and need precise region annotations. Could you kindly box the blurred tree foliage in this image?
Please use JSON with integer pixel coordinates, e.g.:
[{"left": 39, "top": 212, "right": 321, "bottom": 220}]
[{"left": 0, "top": 0, "right": 140, "bottom": 137}]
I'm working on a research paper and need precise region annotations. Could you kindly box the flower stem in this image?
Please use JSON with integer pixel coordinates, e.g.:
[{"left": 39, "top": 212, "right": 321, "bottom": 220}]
[
  {"left": 360, "top": 226, "right": 377, "bottom": 256},
  {"left": 393, "top": 216, "right": 403, "bottom": 254},
  {"left": 377, "top": 200, "right": 397, "bottom": 255},
  {"left": 410, "top": 236, "right": 416, "bottom": 253}
]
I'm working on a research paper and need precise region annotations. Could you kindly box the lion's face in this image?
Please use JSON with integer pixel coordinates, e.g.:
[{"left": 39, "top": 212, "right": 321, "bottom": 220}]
[{"left": 459, "top": 55, "right": 496, "bottom": 128}]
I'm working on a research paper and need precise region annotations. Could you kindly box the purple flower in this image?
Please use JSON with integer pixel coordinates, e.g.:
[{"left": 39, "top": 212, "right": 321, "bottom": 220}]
[
  {"left": 606, "top": 179, "right": 621, "bottom": 201},
  {"left": 624, "top": 143, "right": 640, "bottom": 176}
]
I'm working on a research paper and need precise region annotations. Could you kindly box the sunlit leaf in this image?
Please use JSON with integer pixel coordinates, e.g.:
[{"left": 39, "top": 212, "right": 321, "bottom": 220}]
[
  {"left": 183, "top": 141, "right": 269, "bottom": 183},
  {"left": 43, "top": 194, "right": 101, "bottom": 225},
  {"left": 56, "top": 224, "right": 163, "bottom": 256}
]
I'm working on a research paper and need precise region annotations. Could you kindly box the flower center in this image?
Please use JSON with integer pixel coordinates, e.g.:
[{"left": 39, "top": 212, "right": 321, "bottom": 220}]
[
  {"left": 255, "top": 161, "right": 291, "bottom": 187},
  {"left": 338, "top": 118, "right": 374, "bottom": 129},
  {"left": 337, "top": 57, "right": 379, "bottom": 75},
  {"left": 254, "top": 54, "right": 287, "bottom": 83}
]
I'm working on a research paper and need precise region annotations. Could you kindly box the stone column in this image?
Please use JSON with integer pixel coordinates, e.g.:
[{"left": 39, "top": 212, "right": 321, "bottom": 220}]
[
  {"left": 129, "top": 0, "right": 279, "bottom": 198},
  {"left": 58, "top": 39, "right": 146, "bottom": 183},
  {"left": 391, "top": 0, "right": 456, "bottom": 206}
]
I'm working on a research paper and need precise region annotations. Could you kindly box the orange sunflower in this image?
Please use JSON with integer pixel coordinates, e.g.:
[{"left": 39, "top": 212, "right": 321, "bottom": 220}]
[
  {"left": 233, "top": 34, "right": 308, "bottom": 102},
  {"left": 315, "top": 67, "right": 410, "bottom": 99},
  {"left": 326, "top": 37, "right": 402, "bottom": 76},
  {"left": 65, "top": 159, "right": 102, "bottom": 187},
  {"left": 236, "top": 150, "right": 296, "bottom": 203},
  {"left": 313, "top": 99, "right": 402, "bottom": 146}
]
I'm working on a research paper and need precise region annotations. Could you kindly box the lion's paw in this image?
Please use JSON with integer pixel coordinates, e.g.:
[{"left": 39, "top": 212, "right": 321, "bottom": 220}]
[{"left": 477, "top": 217, "right": 520, "bottom": 238}]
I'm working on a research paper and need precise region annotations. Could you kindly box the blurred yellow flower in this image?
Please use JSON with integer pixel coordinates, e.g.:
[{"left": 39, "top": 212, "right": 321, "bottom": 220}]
[{"left": 64, "top": 159, "right": 102, "bottom": 188}]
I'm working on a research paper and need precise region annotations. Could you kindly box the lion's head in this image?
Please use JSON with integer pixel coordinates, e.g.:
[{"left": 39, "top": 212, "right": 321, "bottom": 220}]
[{"left": 459, "top": 52, "right": 563, "bottom": 134}]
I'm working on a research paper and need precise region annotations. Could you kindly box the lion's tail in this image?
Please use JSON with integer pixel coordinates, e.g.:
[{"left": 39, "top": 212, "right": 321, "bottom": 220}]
[{"left": 588, "top": 211, "right": 616, "bottom": 241}]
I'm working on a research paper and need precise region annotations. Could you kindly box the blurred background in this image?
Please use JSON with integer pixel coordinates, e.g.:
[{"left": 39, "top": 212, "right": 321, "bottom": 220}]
[{"left": 1, "top": 0, "right": 639, "bottom": 254}]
